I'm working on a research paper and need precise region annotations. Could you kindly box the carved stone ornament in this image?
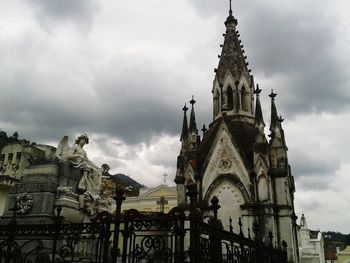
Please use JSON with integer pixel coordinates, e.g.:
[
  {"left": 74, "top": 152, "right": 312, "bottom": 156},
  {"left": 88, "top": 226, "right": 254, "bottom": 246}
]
[
  {"left": 218, "top": 159, "right": 232, "bottom": 171},
  {"left": 15, "top": 193, "right": 34, "bottom": 215}
]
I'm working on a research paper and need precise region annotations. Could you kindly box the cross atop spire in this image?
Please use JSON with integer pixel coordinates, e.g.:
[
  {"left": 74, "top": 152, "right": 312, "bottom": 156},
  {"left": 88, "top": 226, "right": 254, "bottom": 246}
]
[
  {"left": 269, "top": 89, "right": 277, "bottom": 99},
  {"left": 225, "top": 0, "right": 237, "bottom": 26},
  {"left": 182, "top": 103, "right": 188, "bottom": 112},
  {"left": 190, "top": 95, "right": 196, "bottom": 106}
]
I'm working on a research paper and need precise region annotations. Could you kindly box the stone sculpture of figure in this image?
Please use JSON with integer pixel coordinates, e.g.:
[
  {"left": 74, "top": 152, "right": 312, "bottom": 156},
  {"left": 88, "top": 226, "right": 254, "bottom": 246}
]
[{"left": 56, "top": 134, "right": 103, "bottom": 212}]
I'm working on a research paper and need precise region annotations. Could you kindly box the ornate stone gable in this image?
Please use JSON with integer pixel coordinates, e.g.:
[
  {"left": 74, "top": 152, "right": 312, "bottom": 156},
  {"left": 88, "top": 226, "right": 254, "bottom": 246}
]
[
  {"left": 202, "top": 124, "right": 250, "bottom": 199},
  {"left": 253, "top": 154, "right": 269, "bottom": 175}
]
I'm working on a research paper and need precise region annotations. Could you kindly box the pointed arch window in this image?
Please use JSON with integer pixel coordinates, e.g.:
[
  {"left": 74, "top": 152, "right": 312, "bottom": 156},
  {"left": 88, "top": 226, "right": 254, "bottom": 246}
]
[
  {"left": 227, "top": 86, "right": 234, "bottom": 111},
  {"left": 241, "top": 86, "right": 248, "bottom": 111}
]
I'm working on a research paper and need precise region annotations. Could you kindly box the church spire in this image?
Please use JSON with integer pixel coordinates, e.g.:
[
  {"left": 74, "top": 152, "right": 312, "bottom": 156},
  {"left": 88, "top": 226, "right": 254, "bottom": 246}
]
[
  {"left": 215, "top": 2, "right": 247, "bottom": 84},
  {"left": 254, "top": 84, "right": 264, "bottom": 126},
  {"left": 212, "top": 2, "right": 254, "bottom": 121}
]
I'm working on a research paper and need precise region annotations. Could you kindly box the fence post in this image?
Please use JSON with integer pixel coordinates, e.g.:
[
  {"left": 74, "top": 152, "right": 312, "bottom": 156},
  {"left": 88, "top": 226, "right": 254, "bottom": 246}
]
[
  {"left": 6, "top": 199, "right": 19, "bottom": 263},
  {"left": 282, "top": 240, "right": 288, "bottom": 263},
  {"left": 209, "top": 196, "right": 222, "bottom": 263},
  {"left": 186, "top": 182, "right": 200, "bottom": 263},
  {"left": 252, "top": 222, "right": 260, "bottom": 263},
  {"left": 175, "top": 209, "right": 186, "bottom": 263},
  {"left": 238, "top": 217, "right": 245, "bottom": 262},
  {"left": 102, "top": 217, "right": 112, "bottom": 263},
  {"left": 111, "top": 185, "right": 126, "bottom": 263},
  {"left": 268, "top": 231, "right": 274, "bottom": 263},
  {"left": 52, "top": 206, "right": 64, "bottom": 262}
]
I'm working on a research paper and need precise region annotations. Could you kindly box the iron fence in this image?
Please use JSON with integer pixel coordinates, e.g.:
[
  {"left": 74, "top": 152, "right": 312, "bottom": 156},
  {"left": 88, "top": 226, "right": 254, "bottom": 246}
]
[{"left": 0, "top": 190, "right": 288, "bottom": 263}]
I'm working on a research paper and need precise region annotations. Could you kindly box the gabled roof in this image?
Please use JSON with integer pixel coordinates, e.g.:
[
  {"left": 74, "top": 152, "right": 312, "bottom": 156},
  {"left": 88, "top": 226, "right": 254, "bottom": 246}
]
[{"left": 138, "top": 184, "right": 177, "bottom": 198}]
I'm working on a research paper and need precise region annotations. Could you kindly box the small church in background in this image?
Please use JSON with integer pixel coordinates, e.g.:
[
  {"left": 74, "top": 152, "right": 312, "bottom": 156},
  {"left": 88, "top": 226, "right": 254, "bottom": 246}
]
[
  {"left": 175, "top": 4, "right": 298, "bottom": 263},
  {"left": 121, "top": 173, "right": 177, "bottom": 214}
]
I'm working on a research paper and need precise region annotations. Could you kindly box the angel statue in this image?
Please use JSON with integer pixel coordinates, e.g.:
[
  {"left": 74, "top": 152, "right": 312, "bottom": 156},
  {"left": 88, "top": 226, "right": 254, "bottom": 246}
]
[{"left": 56, "top": 134, "right": 103, "bottom": 211}]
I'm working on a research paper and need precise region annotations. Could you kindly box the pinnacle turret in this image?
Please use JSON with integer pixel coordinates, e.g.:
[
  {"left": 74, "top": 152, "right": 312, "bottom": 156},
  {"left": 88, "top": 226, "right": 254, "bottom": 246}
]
[
  {"left": 269, "top": 90, "right": 287, "bottom": 149},
  {"left": 180, "top": 104, "right": 188, "bottom": 141},
  {"left": 254, "top": 84, "right": 264, "bottom": 126},
  {"left": 188, "top": 96, "right": 197, "bottom": 134},
  {"left": 269, "top": 90, "right": 278, "bottom": 132}
]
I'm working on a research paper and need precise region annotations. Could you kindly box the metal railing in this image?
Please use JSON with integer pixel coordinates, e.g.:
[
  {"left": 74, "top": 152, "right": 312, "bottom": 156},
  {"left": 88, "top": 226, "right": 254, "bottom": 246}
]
[{"left": 0, "top": 188, "right": 287, "bottom": 263}]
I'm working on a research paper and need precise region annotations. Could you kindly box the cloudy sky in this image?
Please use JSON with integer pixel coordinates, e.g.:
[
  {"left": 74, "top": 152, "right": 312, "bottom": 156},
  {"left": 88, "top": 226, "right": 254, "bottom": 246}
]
[{"left": 1, "top": 0, "right": 350, "bottom": 232}]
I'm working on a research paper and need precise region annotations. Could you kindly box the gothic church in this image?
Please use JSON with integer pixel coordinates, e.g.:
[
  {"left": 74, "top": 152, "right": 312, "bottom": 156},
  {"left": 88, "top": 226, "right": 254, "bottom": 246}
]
[{"left": 175, "top": 5, "right": 299, "bottom": 263}]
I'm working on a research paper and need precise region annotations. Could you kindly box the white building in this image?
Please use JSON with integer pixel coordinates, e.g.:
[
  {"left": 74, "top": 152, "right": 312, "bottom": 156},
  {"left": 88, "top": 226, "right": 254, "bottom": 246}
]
[
  {"left": 121, "top": 184, "right": 177, "bottom": 213},
  {"left": 298, "top": 214, "right": 326, "bottom": 263}
]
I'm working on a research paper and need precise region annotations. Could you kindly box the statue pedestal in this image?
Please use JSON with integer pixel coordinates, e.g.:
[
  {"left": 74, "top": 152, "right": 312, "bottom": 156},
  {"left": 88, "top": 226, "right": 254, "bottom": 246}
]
[
  {"left": 55, "top": 191, "right": 85, "bottom": 223},
  {"left": 1, "top": 162, "right": 84, "bottom": 224}
]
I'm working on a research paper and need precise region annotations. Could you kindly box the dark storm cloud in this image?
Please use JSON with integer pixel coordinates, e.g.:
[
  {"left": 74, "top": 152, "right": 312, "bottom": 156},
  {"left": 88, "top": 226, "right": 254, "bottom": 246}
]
[
  {"left": 188, "top": 0, "right": 350, "bottom": 116},
  {"left": 0, "top": 43, "right": 184, "bottom": 145},
  {"left": 88, "top": 55, "right": 188, "bottom": 144},
  {"left": 24, "top": 0, "right": 99, "bottom": 32}
]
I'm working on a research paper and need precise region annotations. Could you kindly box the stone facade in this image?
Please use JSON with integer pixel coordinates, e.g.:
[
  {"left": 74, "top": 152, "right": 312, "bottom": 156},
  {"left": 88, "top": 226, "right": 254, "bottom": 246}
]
[
  {"left": 0, "top": 141, "right": 55, "bottom": 216},
  {"left": 175, "top": 7, "right": 299, "bottom": 263}
]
